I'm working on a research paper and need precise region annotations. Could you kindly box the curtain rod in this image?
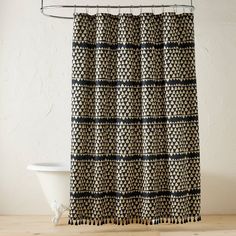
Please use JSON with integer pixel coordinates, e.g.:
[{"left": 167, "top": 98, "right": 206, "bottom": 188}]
[{"left": 41, "top": 0, "right": 194, "bottom": 20}]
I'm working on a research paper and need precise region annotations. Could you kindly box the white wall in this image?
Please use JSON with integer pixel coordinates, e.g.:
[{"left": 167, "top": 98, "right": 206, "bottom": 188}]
[{"left": 0, "top": 0, "right": 236, "bottom": 215}]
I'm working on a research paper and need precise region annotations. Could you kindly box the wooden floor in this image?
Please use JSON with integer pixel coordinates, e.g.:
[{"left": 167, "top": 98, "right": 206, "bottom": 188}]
[{"left": 0, "top": 215, "right": 236, "bottom": 236}]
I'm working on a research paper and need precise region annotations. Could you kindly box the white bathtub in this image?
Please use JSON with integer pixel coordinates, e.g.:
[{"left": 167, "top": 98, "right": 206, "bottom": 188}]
[{"left": 27, "top": 162, "right": 70, "bottom": 225}]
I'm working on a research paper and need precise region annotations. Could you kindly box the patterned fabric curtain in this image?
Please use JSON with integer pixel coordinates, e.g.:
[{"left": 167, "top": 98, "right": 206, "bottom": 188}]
[{"left": 69, "top": 12, "right": 201, "bottom": 226}]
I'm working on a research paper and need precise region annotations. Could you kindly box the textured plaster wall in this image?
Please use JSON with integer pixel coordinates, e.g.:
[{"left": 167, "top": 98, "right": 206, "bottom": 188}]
[{"left": 0, "top": 0, "right": 236, "bottom": 214}]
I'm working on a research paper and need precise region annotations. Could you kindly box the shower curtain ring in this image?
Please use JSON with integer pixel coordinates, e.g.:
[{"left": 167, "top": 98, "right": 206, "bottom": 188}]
[
  {"left": 130, "top": 5, "right": 133, "bottom": 14},
  {"left": 107, "top": 5, "right": 110, "bottom": 14},
  {"left": 140, "top": 5, "right": 142, "bottom": 14},
  {"left": 174, "top": 4, "right": 177, "bottom": 14},
  {"left": 151, "top": 5, "right": 154, "bottom": 13},
  {"left": 96, "top": 5, "right": 99, "bottom": 14},
  {"left": 118, "top": 5, "right": 121, "bottom": 14},
  {"left": 162, "top": 5, "right": 165, "bottom": 13},
  {"left": 190, "top": 6, "right": 193, "bottom": 13},
  {"left": 190, "top": 0, "right": 193, "bottom": 13}
]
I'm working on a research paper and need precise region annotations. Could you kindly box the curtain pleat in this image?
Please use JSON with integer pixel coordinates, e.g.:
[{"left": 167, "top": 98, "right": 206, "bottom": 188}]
[{"left": 69, "top": 12, "right": 201, "bottom": 225}]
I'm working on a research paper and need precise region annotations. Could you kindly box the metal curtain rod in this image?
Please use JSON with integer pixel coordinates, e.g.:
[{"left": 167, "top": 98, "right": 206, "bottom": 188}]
[{"left": 41, "top": 0, "right": 194, "bottom": 20}]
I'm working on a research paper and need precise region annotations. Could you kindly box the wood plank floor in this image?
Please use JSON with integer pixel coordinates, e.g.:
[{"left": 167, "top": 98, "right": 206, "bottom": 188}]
[{"left": 0, "top": 215, "right": 236, "bottom": 236}]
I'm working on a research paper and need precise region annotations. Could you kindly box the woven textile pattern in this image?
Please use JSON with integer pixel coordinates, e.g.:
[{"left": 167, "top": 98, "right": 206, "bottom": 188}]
[{"left": 69, "top": 12, "right": 201, "bottom": 226}]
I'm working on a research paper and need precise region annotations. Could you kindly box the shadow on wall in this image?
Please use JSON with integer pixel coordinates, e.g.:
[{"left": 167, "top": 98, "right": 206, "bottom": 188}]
[{"left": 201, "top": 171, "right": 236, "bottom": 215}]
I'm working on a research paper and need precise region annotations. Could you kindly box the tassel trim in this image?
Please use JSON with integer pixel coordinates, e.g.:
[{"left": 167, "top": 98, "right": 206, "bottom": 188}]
[{"left": 68, "top": 215, "right": 201, "bottom": 226}]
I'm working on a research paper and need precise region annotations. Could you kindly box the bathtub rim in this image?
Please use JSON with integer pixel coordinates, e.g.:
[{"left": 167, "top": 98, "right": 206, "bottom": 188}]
[{"left": 27, "top": 162, "right": 70, "bottom": 172}]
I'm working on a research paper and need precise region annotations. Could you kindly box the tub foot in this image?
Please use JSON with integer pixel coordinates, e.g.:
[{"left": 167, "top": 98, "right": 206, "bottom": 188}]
[{"left": 51, "top": 200, "right": 69, "bottom": 225}]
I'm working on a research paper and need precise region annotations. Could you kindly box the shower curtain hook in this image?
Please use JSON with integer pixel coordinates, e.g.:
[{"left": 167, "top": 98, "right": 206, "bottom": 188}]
[
  {"left": 73, "top": 5, "right": 76, "bottom": 15},
  {"left": 86, "top": 5, "right": 88, "bottom": 14},
  {"left": 151, "top": 5, "right": 154, "bottom": 13},
  {"left": 174, "top": 4, "right": 177, "bottom": 14},
  {"left": 130, "top": 5, "right": 133, "bottom": 14},
  {"left": 162, "top": 5, "right": 165, "bottom": 13},
  {"left": 107, "top": 5, "right": 110, "bottom": 14},
  {"left": 190, "top": 0, "right": 193, "bottom": 13},
  {"left": 96, "top": 5, "right": 99, "bottom": 14},
  {"left": 140, "top": 5, "right": 142, "bottom": 14},
  {"left": 118, "top": 5, "right": 121, "bottom": 14}
]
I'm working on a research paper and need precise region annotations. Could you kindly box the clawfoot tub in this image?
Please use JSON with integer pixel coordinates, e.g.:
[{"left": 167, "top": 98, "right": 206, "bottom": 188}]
[{"left": 27, "top": 163, "right": 70, "bottom": 225}]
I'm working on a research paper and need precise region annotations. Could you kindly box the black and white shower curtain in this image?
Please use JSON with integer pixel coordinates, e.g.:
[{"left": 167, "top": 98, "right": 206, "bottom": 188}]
[{"left": 69, "top": 12, "right": 201, "bottom": 225}]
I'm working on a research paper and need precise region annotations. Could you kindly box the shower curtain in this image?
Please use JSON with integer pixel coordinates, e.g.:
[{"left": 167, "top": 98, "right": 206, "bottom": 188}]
[{"left": 69, "top": 12, "right": 201, "bottom": 225}]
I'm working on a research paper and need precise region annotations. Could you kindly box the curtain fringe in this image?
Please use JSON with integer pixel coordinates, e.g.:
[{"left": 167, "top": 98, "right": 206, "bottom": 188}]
[{"left": 68, "top": 215, "right": 201, "bottom": 226}]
